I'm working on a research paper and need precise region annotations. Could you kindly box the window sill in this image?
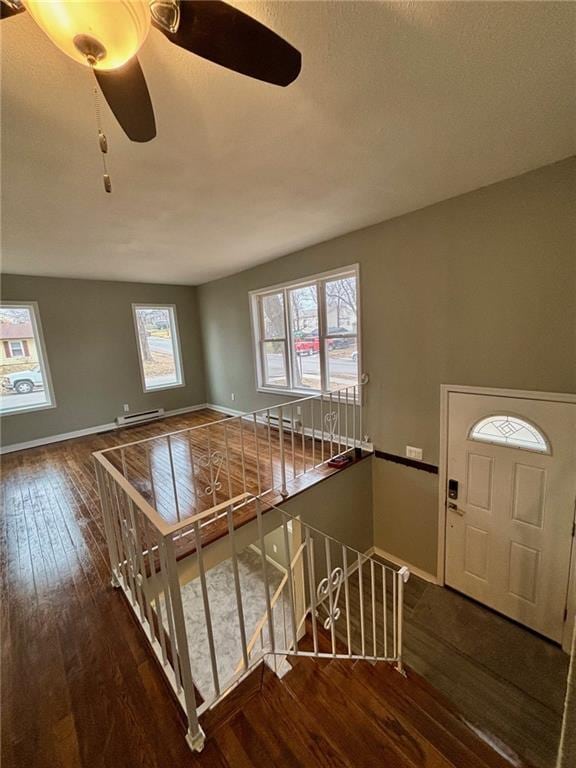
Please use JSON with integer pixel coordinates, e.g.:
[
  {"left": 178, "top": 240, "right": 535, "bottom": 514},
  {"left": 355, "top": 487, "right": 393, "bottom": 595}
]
[
  {"left": 0, "top": 401, "right": 57, "bottom": 418},
  {"left": 256, "top": 385, "right": 361, "bottom": 403},
  {"left": 143, "top": 381, "right": 186, "bottom": 393}
]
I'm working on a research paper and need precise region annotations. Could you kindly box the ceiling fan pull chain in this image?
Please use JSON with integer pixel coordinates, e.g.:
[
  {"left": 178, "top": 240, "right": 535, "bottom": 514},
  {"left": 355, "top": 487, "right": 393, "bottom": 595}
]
[{"left": 92, "top": 81, "right": 112, "bottom": 193}]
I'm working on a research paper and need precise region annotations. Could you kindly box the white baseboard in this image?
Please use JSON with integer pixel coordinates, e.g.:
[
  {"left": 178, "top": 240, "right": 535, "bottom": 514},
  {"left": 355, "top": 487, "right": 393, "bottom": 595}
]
[
  {"left": 205, "top": 402, "right": 247, "bottom": 418},
  {"left": 368, "top": 546, "right": 438, "bottom": 584},
  {"left": 0, "top": 402, "right": 210, "bottom": 455}
]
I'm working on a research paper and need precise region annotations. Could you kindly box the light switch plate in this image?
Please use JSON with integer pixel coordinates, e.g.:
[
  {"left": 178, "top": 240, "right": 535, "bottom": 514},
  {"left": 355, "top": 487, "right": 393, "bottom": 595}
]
[{"left": 406, "top": 445, "right": 423, "bottom": 461}]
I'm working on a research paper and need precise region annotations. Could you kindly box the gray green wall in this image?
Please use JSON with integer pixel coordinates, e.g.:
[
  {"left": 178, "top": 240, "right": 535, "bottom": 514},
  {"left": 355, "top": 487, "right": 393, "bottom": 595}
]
[
  {"left": 197, "top": 158, "right": 576, "bottom": 575},
  {"left": 0, "top": 275, "right": 207, "bottom": 446}
]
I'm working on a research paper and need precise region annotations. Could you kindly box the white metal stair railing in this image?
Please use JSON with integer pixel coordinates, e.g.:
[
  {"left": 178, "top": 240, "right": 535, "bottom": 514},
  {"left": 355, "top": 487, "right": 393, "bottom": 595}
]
[
  {"left": 93, "top": 440, "right": 409, "bottom": 755},
  {"left": 238, "top": 501, "right": 410, "bottom": 673},
  {"left": 94, "top": 383, "right": 367, "bottom": 530},
  {"left": 92, "top": 384, "right": 405, "bottom": 755}
]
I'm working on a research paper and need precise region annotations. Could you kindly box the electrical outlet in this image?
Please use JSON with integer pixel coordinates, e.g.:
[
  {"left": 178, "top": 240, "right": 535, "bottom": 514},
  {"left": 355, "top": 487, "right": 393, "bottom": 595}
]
[
  {"left": 231, "top": 392, "right": 236, "bottom": 401},
  {"left": 123, "top": 403, "right": 129, "bottom": 413},
  {"left": 406, "top": 445, "right": 423, "bottom": 461}
]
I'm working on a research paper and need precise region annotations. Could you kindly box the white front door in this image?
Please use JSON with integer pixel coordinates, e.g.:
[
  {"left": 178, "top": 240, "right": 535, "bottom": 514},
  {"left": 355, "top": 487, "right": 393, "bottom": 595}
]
[{"left": 445, "top": 392, "right": 576, "bottom": 642}]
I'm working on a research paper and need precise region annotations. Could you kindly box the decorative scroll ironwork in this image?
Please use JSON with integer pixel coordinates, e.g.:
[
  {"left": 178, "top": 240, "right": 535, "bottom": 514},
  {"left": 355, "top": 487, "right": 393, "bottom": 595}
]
[
  {"left": 316, "top": 566, "right": 344, "bottom": 629},
  {"left": 198, "top": 450, "right": 224, "bottom": 496},
  {"left": 324, "top": 410, "right": 338, "bottom": 439}
]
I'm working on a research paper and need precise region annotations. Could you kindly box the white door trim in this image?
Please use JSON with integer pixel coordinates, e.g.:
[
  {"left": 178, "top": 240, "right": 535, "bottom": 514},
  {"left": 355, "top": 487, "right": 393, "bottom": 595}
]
[{"left": 438, "top": 384, "right": 576, "bottom": 651}]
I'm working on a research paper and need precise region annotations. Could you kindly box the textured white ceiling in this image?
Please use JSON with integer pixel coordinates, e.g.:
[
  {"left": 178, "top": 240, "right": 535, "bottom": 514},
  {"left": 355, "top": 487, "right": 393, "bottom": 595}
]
[{"left": 1, "top": 1, "right": 574, "bottom": 285}]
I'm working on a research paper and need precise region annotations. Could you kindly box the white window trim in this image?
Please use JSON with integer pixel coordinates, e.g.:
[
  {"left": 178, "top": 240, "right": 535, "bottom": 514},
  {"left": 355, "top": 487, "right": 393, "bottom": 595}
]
[
  {"left": 249, "top": 265, "right": 361, "bottom": 397},
  {"left": 0, "top": 300, "right": 57, "bottom": 417},
  {"left": 132, "top": 303, "right": 185, "bottom": 393}
]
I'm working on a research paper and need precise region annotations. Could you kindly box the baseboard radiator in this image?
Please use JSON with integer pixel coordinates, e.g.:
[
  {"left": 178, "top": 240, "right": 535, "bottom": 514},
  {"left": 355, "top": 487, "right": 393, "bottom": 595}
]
[{"left": 115, "top": 408, "right": 164, "bottom": 427}]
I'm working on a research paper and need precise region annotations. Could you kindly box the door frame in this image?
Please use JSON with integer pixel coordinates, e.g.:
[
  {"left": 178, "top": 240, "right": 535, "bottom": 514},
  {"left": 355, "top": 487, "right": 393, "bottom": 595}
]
[{"left": 438, "top": 384, "right": 576, "bottom": 651}]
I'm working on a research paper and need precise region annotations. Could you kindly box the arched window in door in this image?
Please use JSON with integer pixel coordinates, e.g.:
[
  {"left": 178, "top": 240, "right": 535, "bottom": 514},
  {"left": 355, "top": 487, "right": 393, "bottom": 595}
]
[{"left": 469, "top": 415, "right": 549, "bottom": 454}]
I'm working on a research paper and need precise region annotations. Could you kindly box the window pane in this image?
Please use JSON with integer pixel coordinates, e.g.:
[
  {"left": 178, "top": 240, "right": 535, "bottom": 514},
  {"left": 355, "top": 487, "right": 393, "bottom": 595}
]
[
  {"left": 326, "top": 337, "right": 359, "bottom": 390},
  {"left": 263, "top": 341, "right": 287, "bottom": 387},
  {"left": 470, "top": 416, "right": 549, "bottom": 453},
  {"left": 325, "top": 275, "right": 358, "bottom": 335},
  {"left": 290, "top": 284, "right": 320, "bottom": 390},
  {"left": 262, "top": 292, "right": 285, "bottom": 339},
  {"left": 134, "top": 306, "right": 183, "bottom": 391},
  {"left": 0, "top": 305, "right": 52, "bottom": 414}
]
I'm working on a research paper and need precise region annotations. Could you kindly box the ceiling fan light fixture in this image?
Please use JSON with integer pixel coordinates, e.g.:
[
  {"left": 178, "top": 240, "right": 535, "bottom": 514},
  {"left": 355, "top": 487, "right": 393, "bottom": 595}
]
[{"left": 23, "top": 0, "right": 151, "bottom": 70}]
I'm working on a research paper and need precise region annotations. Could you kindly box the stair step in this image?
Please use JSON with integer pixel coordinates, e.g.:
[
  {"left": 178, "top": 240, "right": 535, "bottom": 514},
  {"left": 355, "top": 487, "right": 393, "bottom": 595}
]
[{"left": 200, "top": 663, "right": 264, "bottom": 734}]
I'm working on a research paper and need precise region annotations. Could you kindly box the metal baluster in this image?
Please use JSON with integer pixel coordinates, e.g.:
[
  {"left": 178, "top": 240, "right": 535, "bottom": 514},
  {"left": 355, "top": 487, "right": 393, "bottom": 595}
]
[
  {"left": 266, "top": 409, "right": 274, "bottom": 491},
  {"left": 278, "top": 406, "right": 288, "bottom": 497},
  {"left": 311, "top": 398, "right": 316, "bottom": 468},
  {"left": 345, "top": 387, "right": 349, "bottom": 452},
  {"left": 320, "top": 393, "right": 325, "bottom": 463},
  {"left": 125, "top": 495, "right": 147, "bottom": 622},
  {"left": 145, "top": 442, "right": 158, "bottom": 510},
  {"left": 128, "top": 496, "right": 155, "bottom": 634},
  {"left": 224, "top": 422, "right": 233, "bottom": 502},
  {"left": 115, "top": 485, "right": 138, "bottom": 608},
  {"left": 158, "top": 538, "right": 182, "bottom": 692},
  {"left": 371, "top": 559, "right": 377, "bottom": 658},
  {"left": 187, "top": 431, "right": 199, "bottom": 506},
  {"left": 108, "top": 476, "right": 129, "bottom": 589},
  {"left": 163, "top": 536, "right": 204, "bottom": 749},
  {"left": 329, "top": 391, "right": 334, "bottom": 458},
  {"left": 337, "top": 389, "right": 342, "bottom": 454},
  {"left": 358, "top": 554, "right": 365, "bottom": 656},
  {"left": 396, "top": 567, "right": 409, "bottom": 673},
  {"left": 301, "top": 404, "right": 306, "bottom": 475},
  {"left": 359, "top": 383, "right": 363, "bottom": 452},
  {"left": 353, "top": 384, "right": 357, "bottom": 450},
  {"left": 227, "top": 506, "right": 249, "bottom": 671},
  {"left": 256, "top": 497, "right": 275, "bottom": 655},
  {"left": 325, "top": 538, "right": 336, "bottom": 656},
  {"left": 393, "top": 569, "right": 397, "bottom": 659},
  {"left": 205, "top": 427, "right": 217, "bottom": 508},
  {"left": 382, "top": 566, "right": 388, "bottom": 658},
  {"left": 342, "top": 545, "right": 351, "bottom": 656},
  {"left": 290, "top": 405, "right": 296, "bottom": 479},
  {"left": 238, "top": 417, "right": 247, "bottom": 494},
  {"left": 253, "top": 413, "right": 262, "bottom": 496},
  {"left": 306, "top": 527, "right": 318, "bottom": 655},
  {"left": 193, "top": 519, "right": 220, "bottom": 698},
  {"left": 282, "top": 517, "right": 299, "bottom": 654},
  {"left": 166, "top": 435, "right": 181, "bottom": 523},
  {"left": 94, "top": 459, "right": 121, "bottom": 586},
  {"left": 144, "top": 520, "right": 168, "bottom": 666}
]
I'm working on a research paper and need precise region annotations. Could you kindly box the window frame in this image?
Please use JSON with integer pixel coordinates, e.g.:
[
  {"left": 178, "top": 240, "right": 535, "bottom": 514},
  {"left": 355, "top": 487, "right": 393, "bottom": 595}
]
[
  {"left": 9, "top": 340, "right": 26, "bottom": 357},
  {"left": 0, "top": 300, "right": 56, "bottom": 417},
  {"left": 132, "top": 303, "right": 185, "bottom": 393},
  {"left": 250, "top": 265, "right": 361, "bottom": 396}
]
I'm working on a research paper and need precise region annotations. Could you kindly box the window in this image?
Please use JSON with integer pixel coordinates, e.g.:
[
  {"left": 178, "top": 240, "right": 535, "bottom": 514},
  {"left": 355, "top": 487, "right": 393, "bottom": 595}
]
[
  {"left": 469, "top": 415, "right": 549, "bottom": 454},
  {"left": 132, "top": 305, "right": 184, "bottom": 392},
  {"left": 0, "top": 302, "right": 55, "bottom": 415},
  {"left": 9, "top": 340, "right": 25, "bottom": 357},
  {"left": 251, "top": 267, "right": 360, "bottom": 394}
]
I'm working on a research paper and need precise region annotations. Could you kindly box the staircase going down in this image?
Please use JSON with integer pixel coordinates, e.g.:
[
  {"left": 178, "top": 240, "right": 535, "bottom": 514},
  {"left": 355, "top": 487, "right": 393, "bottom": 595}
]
[{"left": 193, "top": 625, "right": 531, "bottom": 768}]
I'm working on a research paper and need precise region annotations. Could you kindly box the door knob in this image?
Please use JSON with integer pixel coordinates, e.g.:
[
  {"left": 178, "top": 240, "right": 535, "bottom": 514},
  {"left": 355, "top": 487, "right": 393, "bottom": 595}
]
[{"left": 448, "top": 502, "right": 464, "bottom": 516}]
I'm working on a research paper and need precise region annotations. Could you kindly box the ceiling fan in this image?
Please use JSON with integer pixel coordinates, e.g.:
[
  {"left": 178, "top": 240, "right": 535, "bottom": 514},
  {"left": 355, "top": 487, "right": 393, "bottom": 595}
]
[{"left": 0, "top": 0, "right": 302, "bottom": 143}]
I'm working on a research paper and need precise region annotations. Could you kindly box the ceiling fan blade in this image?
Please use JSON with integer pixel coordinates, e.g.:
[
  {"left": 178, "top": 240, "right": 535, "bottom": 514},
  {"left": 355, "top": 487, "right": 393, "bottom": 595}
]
[
  {"left": 0, "top": 1, "right": 25, "bottom": 20},
  {"left": 155, "top": 1, "right": 301, "bottom": 87},
  {"left": 94, "top": 57, "right": 156, "bottom": 143}
]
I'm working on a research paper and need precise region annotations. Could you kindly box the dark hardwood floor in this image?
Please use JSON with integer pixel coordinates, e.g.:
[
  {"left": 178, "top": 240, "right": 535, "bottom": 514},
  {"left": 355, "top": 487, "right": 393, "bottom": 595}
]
[{"left": 1, "top": 410, "right": 551, "bottom": 767}]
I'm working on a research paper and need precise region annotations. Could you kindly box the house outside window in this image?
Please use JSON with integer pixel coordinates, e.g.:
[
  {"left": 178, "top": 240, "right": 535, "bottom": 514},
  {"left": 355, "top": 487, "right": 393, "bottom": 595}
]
[
  {"left": 132, "top": 304, "right": 185, "bottom": 392},
  {"left": 250, "top": 266, "right": 360, "bottom": 395},
  {"left": 0, "top": 302, "right": 55, "bottom": 415}
]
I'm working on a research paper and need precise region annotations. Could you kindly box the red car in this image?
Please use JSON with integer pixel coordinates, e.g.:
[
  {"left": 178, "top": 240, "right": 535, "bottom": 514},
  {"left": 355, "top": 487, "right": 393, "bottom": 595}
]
[{"left": 295, "top": 336, "right": 319, "bottom": 355}]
